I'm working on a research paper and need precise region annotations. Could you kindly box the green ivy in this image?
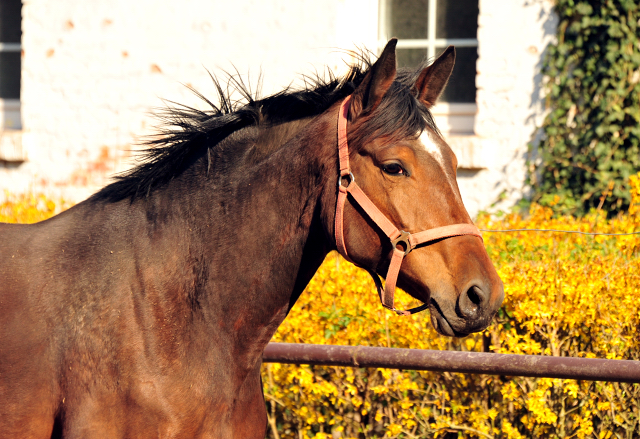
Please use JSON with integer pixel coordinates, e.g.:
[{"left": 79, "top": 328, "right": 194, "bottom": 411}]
[{"left": 532, "top": 0, "right": 640, "bottom": 215}]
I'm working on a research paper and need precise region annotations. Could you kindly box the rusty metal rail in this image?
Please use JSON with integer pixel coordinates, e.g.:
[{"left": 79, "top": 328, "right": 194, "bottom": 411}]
[{"left": 263, "top": 343, "right": 640, "bottom": 383}]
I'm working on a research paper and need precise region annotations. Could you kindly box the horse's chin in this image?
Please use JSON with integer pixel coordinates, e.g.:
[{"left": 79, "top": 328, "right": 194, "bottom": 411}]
[{"left": 429, "top": 302, "right": 468, "bottom": 338}]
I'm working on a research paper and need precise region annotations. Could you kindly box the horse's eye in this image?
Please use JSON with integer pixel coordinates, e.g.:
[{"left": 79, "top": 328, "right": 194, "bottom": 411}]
[{"left": 382, "top": 163, "right": 405, "bottom": 175}]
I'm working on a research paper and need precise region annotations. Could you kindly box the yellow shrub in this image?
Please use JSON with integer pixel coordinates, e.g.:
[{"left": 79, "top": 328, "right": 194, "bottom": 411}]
[{"left": 0, "top": 192, "right": 71, "bottom": 224}]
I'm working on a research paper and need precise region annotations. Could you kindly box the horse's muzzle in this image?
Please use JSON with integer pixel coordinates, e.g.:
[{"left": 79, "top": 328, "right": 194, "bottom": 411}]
[{"left": 430, "top": 279, "right": 504, "bottom": 337}]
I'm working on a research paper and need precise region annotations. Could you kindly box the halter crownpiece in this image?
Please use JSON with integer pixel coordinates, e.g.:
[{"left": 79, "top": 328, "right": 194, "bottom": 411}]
[{"left": 334, "top": 95, "right": 483, "bottom": 316}]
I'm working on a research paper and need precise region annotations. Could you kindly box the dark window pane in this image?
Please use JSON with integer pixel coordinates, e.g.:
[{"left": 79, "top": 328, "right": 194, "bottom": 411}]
[
  {"left": 396, "top": 48, "right": 428, "bottom": 69},
  {"left": 438, "top": 46, "right": 477, "bottom": 103},
  {"left": 388, "top": 0, "right": 429, "bottom": 39},
  {"left": 397, "top": 47, "right": 477, "bottom": 103},
  {"left": 0, "top": 52, "right": 20, "bottom": 99},
  {"left": 0, "top": 0, "right": 21, "bottom": 43},
  {"left": 436, "top": 0, "right": 478, "bottom": 39}
]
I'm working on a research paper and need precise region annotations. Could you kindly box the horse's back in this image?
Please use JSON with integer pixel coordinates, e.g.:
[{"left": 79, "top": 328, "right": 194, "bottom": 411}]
[
  {"left": 0, "top": 220, "right": 31, "bottom": 241},
  {"left": 0, "top": 221, "right": 62, "bottom": 438},
  {"left": 0, "top": 221, "right": 42, "bottom": 303},
  {"left": 0, "top": 221, "right": 39, "bottom": 306},
  {"left": 0, "top": 217, "right": 72, "bottom": 354}
]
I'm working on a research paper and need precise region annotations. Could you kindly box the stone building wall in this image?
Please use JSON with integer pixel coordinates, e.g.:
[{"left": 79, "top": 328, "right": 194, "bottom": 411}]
[
  {"left": 0, "top": 0, "right": 555, "bottom": 217},
  {"left": 458, "top": 0, "right": 557, "bottom": 215}
]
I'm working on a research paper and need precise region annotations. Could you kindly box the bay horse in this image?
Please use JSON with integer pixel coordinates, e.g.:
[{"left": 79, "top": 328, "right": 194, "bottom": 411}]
[{"left": 0, "top": 39, "right": 503, "bottom": 438}]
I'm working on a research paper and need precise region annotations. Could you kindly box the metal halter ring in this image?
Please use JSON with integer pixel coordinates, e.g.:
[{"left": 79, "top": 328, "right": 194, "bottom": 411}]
[
  {"left": 391, "top": 230, "right": 412, "bottom": 256},
  {"left": 337, "top": 172, "right": 355, "bottom": 189}
]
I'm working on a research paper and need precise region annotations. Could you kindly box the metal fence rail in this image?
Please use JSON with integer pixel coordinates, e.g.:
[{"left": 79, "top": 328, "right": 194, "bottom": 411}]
[{"left": 263, "top": 343, "right": 640, "bottom": 383}]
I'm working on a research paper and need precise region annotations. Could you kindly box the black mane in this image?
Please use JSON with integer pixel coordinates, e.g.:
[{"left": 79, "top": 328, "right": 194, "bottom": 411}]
[{"left": 92, "top": 52, "right": 438, "bottom": 202}]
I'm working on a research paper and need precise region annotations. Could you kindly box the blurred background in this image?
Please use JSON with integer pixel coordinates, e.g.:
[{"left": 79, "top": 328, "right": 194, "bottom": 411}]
[{"left": 0, "top": 0, "right": 578, "bottom": 217}]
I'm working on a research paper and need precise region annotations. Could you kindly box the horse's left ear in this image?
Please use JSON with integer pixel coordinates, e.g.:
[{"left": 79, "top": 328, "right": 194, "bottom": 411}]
[
  {"left": 415, "top": 46, "right": 456, "bottom": 108},
  {"left": 348, "top": 38, "right": 397, "bottom": 121}
]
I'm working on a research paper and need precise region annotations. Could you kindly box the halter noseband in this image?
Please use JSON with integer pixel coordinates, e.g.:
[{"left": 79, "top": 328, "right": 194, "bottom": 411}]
[{"left": 334, "top": 96, "right": 483, "bottom": 316}]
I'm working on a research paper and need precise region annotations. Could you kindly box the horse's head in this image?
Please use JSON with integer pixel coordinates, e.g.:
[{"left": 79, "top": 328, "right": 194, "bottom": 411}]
[{"left": 329, "top": 39, "right": 503, "bottom": 337}]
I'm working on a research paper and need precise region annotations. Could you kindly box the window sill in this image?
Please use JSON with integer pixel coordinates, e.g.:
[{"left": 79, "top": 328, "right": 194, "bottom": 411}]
[
  {"left": 447, "top": 135, "right": 486, "bottom": 170},
  {"left": 431, "top": 102, "right": 476, "bottom": 135},
  {"left": 0, "top": 129, "right": 25, "bottom": 162},
  {"left": 0, "top": 99, "right": 21, "bottom": 130}
]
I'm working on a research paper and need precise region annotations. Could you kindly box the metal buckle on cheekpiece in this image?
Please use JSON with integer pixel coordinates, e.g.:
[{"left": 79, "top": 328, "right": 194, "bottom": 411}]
[
  {"left": 391, "top": 230, "right": 412, "bottom": 256},
  {"left": 337, "top": 172, "right": 355, "bottom": 189}
]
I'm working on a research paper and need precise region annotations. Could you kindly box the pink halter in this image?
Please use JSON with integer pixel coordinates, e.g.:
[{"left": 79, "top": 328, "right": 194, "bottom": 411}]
[{"left": 334, "top": 96, "right": 483, "bottom": 315}]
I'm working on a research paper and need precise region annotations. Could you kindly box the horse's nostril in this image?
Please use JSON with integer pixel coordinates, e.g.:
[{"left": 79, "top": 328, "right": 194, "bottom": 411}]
[
  {"left": 458, "top": 285, "right": 486, "bottom": 318},
  {"left": 467, "top": 286, "right": 482, "bottom": 307}
]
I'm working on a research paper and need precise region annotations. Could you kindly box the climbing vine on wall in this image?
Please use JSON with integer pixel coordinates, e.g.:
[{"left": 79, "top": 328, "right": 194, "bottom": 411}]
[{"left": 533, "top": 0, "right": 640, "bottom": 215}]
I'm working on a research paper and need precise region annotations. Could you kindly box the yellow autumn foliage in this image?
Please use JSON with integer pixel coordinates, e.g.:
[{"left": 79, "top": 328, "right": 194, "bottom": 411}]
[
  {"left": 2, "top": 175, "right": 640, "bottom": 438},
  {"left": 0, "top": 192, "right": 71, "bottom": 224}
]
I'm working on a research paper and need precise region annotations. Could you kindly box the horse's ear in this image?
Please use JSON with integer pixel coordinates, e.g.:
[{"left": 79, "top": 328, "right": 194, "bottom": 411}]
[
  {"left": 348, "top": 38, "right": 397, "bottom": 121},
  {"left": 415, "top": 46, "right": 456, "bottom": 108}
]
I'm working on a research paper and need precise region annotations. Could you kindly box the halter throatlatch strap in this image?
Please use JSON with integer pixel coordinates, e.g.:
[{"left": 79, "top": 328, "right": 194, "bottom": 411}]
[{"left": 334, "top": 96, "right": 483, "bottom": 316}]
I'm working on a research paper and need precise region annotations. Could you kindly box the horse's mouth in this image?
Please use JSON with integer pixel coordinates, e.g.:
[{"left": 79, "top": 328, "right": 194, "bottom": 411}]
[{"left": 429, "top": 300, "right": 466, "bottom": 337}]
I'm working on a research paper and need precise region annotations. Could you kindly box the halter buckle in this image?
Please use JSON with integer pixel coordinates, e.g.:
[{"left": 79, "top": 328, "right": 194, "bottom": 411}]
[
  {"left": 337, "top": 172, "right": 355, "bottom": 189},
  {"left": 391, "top": 230, "right": 412, "bottom": 256}
]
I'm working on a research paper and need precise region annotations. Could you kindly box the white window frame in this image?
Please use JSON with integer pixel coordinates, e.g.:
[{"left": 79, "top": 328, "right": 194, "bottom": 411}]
[{"left": 378, "top": 0, "right": 478, "bottom": 134}]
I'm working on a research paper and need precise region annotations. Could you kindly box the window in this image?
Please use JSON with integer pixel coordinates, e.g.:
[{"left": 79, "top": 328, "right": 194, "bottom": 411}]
[
  {"left": 0, "top": 0, "right": 21, "bottom": 130},
  {"left": 379, "top": 0, "right": 479, "bottom": 133}
]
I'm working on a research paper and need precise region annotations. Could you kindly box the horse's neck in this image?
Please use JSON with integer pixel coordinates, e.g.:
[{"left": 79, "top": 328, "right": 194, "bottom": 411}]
[
  {"left": 116, "top": 111, "right": 337, "bottom": 371},
  {"left": 205, "top": 115, "right": 336, "bottom": 362}
]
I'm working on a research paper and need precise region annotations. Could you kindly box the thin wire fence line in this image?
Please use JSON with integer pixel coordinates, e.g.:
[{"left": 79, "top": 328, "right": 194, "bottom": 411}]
[{"left": 479, "top": 228, "right": 640, "bottom": 236}]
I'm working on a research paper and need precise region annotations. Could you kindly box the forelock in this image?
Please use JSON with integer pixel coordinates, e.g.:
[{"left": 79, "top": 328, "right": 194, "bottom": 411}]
[{"left": 348, "top": 75, "right": 439, "bottom": 149}]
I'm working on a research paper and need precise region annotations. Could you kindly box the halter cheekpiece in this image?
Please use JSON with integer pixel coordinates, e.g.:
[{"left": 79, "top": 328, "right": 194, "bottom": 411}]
[{"left": 334, "top": 95, "right": 483, "bottom": 316}]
